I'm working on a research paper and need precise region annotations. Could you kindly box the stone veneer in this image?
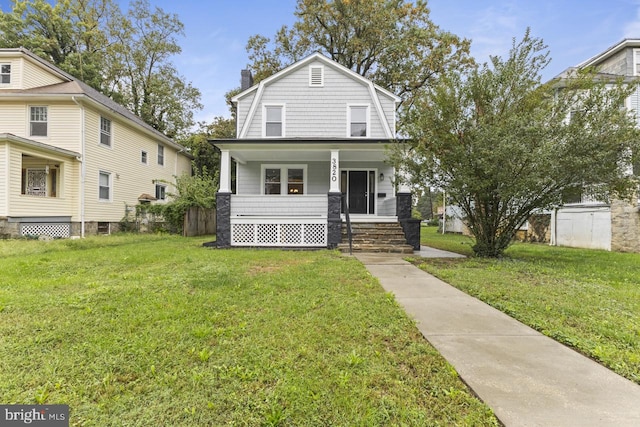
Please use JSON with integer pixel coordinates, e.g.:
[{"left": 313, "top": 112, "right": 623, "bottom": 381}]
[
  {"left": 610, "top": 198, "right": 640, "bottom": 252},
  {"left": 327, "top": 192, "right": 342, "bottom": 249},
  {"left": 215, "top": 192, "right": 232, "bottom": 248}
]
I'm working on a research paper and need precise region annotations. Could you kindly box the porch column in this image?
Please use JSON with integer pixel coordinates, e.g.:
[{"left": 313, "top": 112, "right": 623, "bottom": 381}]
[
  {"left": 216, "top": 149, "right": 231, "bottom": 248},
  {"left": 219, "top": 149, "right": 231, "bottom": 193},
  {"left": 327, "top": 149, "right": 342, "bottom": 249}
]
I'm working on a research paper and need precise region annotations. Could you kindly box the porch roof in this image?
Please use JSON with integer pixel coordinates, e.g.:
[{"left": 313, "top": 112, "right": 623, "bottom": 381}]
[
  {"left": 210, "top": 138, "right": 405, "bottom": 163},
  {"left": 0, "top": 133, "right": 80, "bottom": 159}
]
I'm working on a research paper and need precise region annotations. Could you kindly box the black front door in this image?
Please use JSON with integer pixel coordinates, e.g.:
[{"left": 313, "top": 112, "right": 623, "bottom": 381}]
[{"left": 348, "top": 171, "right": 368, "bottom": 214}]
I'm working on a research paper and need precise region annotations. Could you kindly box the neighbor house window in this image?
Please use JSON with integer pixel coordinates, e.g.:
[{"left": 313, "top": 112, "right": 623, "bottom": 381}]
[
  {"left": 24, "top": 168, "right": 47, "bottom": 197},
  {"left": 0, "top": 64, "right": 10, "bottom": 84},
  {"left": 155, "top": 184, "right": 166, "bottom": 200},
  {"left": 309, "top": 65, "right": 324, "bottom": 87},
  {"left": 263, "top": 165, "right": 306, "bottom": 195},
  {"left": 141, "top": 150, "right": 148, "bottom": 164},
  {"left": 348, "top": 105, "right": 368, "bottom": 137},
  {"left": 30, "top": 106, "right": 48, "bottom": 137},
  {"left": 99, "top": 171, "right": 111, "bottom": 201},
  {"left": 100, "top": 116, "right": 112, "bottom": 147},
  {"left": 157, "top": 144, "right": 164, "bottom": 165},
  {"left": 264, "top": 105, "right": 284, "bottom": 137}
]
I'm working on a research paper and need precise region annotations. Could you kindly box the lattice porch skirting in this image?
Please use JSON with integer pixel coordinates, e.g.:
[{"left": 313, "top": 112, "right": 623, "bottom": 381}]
[
  {"left": 20, "top": 223, "right": 71, "bottom": 238},
  {"left": 231, "top": 218, "right": 327, "bottom": 247}
]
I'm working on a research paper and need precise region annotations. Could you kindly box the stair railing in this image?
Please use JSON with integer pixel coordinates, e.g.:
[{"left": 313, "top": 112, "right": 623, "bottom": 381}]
[{"left": 342, "top": 194, "right": 353, "bottom": 255}]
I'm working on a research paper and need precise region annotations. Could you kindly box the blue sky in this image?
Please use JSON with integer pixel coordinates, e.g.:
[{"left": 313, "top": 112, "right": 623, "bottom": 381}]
[{"left": 3, "top": 0, "right": 640, "bottom": 124}]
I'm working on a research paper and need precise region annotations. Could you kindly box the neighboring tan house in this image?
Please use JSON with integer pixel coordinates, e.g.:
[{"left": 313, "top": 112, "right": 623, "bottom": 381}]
[
  {"left": 550, "top": 39, "right": 640, "bottom": 252},
  {"left": 0, "top": 48, "right": 192, "bottom": 238},
  {"left": 211, "top": 53, "right": 419, "bottom": 252}
]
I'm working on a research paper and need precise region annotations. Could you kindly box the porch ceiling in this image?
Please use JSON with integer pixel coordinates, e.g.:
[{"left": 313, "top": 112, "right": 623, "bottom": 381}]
[{"left": 213, "top": 141, "right": 392, "bottom": 163}]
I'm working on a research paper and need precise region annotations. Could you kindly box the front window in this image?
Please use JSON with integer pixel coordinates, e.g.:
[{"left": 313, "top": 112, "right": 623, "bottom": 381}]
[
  {"left": 349, "top": 105, "right": 368, "bottom": 137},
  {"left": 157, "top": 144, "right": 164, "bottom": 165},
  {"left": 1, "top": 64, "right": 10, "bottom": 84},
  {"left": 155, "top": 184, "right": 166, "bottom": 200},
  {"left": 263, "top": 165, "right": 306, "bottom": 195},
  {"left": 264, "top": 168, "right": 281, "bottom": 194},
  {"left": 30, "top": 106, "right": 48, "bottom": 137},
  {"left": 265, "top": 105, "right": 283, "bottom": 137},
  {"left": 99, "top": 171, "right": 111, "bottom": 201},
  {"left": 100, "top": 116, "right": 112, "bottom": 147}
]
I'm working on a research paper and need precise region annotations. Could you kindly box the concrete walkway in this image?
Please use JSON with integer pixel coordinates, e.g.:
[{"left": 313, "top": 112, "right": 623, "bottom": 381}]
[{"left": 353, "top": 250, "right": 640, "bottom": 427}]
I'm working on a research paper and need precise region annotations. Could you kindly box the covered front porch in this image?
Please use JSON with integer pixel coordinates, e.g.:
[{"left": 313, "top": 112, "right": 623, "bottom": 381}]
[{"left": 212, "top": 138, "right": 417, "bottom": 249}]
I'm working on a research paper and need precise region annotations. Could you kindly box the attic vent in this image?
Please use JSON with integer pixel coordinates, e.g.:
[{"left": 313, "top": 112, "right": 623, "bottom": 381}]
[{"left": 309, "top": 65, "right": 324, "bottom": 87}]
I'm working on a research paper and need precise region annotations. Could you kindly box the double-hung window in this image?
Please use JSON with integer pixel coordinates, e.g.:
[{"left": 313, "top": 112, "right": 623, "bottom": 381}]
[
  {"left": 155, "top": 184, "right": 166, "bottom": 200},
  {"left": 157, "top": 144, "right": 164, "bottom": 166},
  {"left": 0, "top": 64, "right": 10, "bottom": 84},
  {"left": 99, "top": 171, "right": 111, "bottom": 201},
  {"left": 30, "top": 106, "right": 48, "bottom": 137},
  {"left": 263, "top": 165, "right": 306, "bottom": 195},
  {"left": 100, "top": 116, "right": 112, "bottom": 147},
  {"left": 348, "top": 105, "right": 369, "bottom": 137},
  {"left": 264, "top": 105, "right": 284, "bottom": 137},
  {"left": 141, "top": 150, "right": 148, "bottom": 164}
]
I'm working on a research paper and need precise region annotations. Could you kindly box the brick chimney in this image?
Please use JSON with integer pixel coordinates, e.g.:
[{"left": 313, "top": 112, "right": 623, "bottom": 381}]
[{"left": 241, "top": 69, "right": 253, "bottom": 91}]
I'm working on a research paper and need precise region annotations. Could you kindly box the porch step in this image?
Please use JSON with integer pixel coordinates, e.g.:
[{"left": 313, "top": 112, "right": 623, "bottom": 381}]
[{"left": 338, "top": 222, "right": 414, "bottom": 254}]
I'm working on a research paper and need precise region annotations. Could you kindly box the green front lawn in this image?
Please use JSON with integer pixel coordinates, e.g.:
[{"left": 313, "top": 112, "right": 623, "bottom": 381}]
[
  {"left": 0, "top": 235, "right": 497, "bottom": 426},
  {"left": 418, "top": 226, "right": 640, "bottom": 384}
]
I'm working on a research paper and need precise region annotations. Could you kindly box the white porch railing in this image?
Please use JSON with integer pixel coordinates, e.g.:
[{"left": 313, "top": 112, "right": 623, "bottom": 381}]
[
  {"left": 231, "top": 195, "right": 328, "bottom": 217},
  {"left": 230, "top": 195, "right": 328, "bottom": 247}
]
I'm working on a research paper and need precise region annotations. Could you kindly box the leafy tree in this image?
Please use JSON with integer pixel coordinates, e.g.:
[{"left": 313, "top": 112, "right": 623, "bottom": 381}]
[
  {"left": 109, "top": 0, "right": 202, "bottom": 139},
  {"left": 0, "top": 0, "right": 202, "bottom": 139},
  {"left": 394, "top": 30, "right": 640, "bottom": 257},
  {"left": 245, "top": 0, "right": 471, "bottom": 113},
  {"left": 180, "top": 117, "right": 235, "bottom": 176},
  {"left": 0, "top": 0, "right": 119, "bottom": 91}
]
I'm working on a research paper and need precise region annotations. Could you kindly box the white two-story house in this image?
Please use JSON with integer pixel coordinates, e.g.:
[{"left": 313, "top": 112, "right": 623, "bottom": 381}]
[
  {"left": 211, "top": 53, "right": 419, "bottom": 251},
  {"left": 0, "top": 48, "right": 192, "bottom": 238}
]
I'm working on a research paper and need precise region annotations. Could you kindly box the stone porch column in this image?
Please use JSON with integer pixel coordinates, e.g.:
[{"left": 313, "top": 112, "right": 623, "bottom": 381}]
[{"left": 397, "top": 174, "right": 420, "bottom": 250}]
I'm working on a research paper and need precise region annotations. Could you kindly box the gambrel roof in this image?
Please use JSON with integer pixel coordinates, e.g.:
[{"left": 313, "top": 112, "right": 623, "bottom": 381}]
[{"left": 232, "top": 52, "right": 401, "bottom": 139}]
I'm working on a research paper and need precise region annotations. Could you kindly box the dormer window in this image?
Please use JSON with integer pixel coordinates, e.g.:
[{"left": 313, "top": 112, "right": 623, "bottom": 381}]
[
  {"left": 0, "top": 64, "right": 10, "bottom": 84},
  {"left": 309, "top": 65, "right": 324, "bottom": 87},
  {"left": 264, "top": 105, "right": 284, "bottom": 137}
]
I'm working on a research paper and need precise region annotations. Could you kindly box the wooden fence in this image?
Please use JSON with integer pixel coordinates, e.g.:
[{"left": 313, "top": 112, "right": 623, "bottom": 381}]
[{"left": 183, "top": 207, "right": 216, "bottom": 237}]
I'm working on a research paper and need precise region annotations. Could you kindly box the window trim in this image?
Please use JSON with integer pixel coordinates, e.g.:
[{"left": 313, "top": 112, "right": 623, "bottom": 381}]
[
  {"left": 99, "top": 116, "right": 112, "bottom": 148},
  {"left": 141, "top": 150, "right": 148, "bottom": 165},
  {"left": 309, "top": 65, "right": 324, "bottom": 87},
  {"left": 29, "top": 106, "right": 48, "bottom": 137},
  {"left": 347, "top": 104, "right": 370, "bottom": 138},
  {"left": 157, "top": 144, "right": 164, "bottom": 166},
  {"left": 261, "top": 164, "right": 307, "bottom": 195},
  {"left": 262, "top": 104, "right": 285, "bottom": 138},
  {"left": 98, "top": 170, "right": 112, "bottom": 201},
  {"left": 155, "top": 183, "right": 167, "bottom": 201},
  {"left": 0, "top": 63, "right": 10, "bottom": 84}
]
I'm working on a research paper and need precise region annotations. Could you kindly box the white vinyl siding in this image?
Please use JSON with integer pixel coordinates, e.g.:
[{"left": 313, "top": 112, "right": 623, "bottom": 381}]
[
  {"left": 29, "top": 106, "right": 48, "bottom": 137},
  {"left": 100, "top": 116, "right": 112, "bottom": 147},
  {"left": 21, "top": 57, "right": 65, "bottom": 89},
  {"left": 634, "top": 49, "right": 640, "bottom": 76},
  {"left": 240, "top": 60, "right": 390, "bottom": 139}
]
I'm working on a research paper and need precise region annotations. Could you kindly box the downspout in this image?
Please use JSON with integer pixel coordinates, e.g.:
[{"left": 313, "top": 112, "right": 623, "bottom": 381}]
[{"left": 72, "top": 96, "right": 86, "bottom": 238}]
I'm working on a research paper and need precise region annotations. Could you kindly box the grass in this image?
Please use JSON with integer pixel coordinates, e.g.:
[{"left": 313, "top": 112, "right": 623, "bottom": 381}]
[
  {"left": 0, "top": 234, "right": 497, "bottom": 426},
  {"left": 417, "top": 226, "right": 640, "bottom": 384}
]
